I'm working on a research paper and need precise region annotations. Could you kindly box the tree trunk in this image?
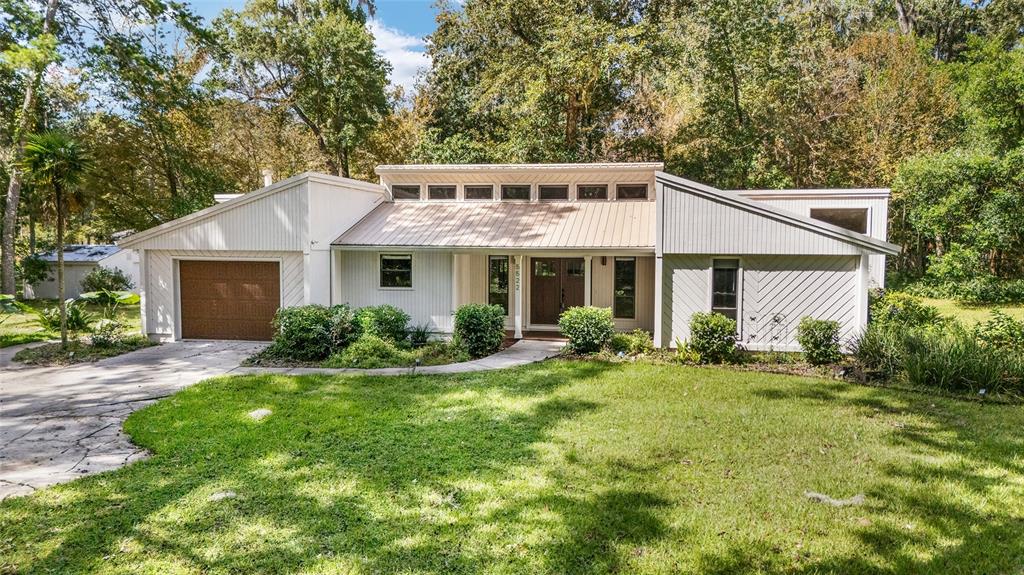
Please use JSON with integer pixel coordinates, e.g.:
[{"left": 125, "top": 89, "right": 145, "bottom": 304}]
[
  {"left": 340, "top": 148, "right": 349, "bottom": 178},
  {"left": 895, "top": 0, "right": 916, "bottom": 35},
  {"left": 1, "top": 0, "right": 59, "bottom": 295},
  {"left": 934, "top": 233, "right": 945, "bottom": 258},
  {"left": 56, "top": 183, "right": 67, "bottom": 347},
  {"left": 28, "top": 212, "right": 36, "bottom": 255}
]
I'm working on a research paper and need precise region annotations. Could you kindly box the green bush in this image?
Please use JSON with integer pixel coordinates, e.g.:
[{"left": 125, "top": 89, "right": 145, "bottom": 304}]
[
  {"left": 454, "top": 303, "right": 506, "bottom": 358},
  {"left": 354, "top": 304, "right": 410, "bottom": 342},
  {"left": 332, "top": 334, "right": 415, "bottom": 368},
  {"left": 418, "top": 339, "right": 470, "bottom": 365},
  {"left": 854, "top": 322, "right": 1024, "bottom": 395},
  {"left": 558, "top": 306, "right": 615, "bottom": 354},
  {"left": 609, "top": 329, "right": 654, "bottom": 355},
  {"left": 796, "top": 317, "right": 842, "bottom": 366},
  {"left": 687, "top": 312, "right": 738, "bottom": 364},
  {"left": 90, "top": 319, "right": 125, "bottom": 347},
  {"left": 327, "top": 304, "right": 357, "bottom": 348},
  {"left": 81, "top": 265, "right": 135, "bottom": 294},
  {"left": 870, "top": 291, "right": 945, "bottom": 329},
  {"left": 408, "top": 324, "right": 431, "bottom": 348},
  {"left": 36, "top": 300, "right": 95, "bottom": 332},
  {"left": 270, "top": 305, "right": 334, "bottom": 361},
  {"left": 18, "top": 255, "right": 50, "bottom": 286},
  {"left": 903, "top": 276, "right": 1024, "bottom": 305},
  {"left": 974, "top": 310, "right": 1024, "bottom": 352}
]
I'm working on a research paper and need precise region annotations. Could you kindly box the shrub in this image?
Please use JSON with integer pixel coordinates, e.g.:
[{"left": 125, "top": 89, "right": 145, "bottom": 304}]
[
  {"left": 687, "top": 312, "right": 738, "bottom": 364},
  {"left": 454, "top": 303, "right": 505, "bottom": 358},
  {"left": 81, "top": 266, "right": 134, "bottom": 294},
  {"left": 353, "top": 304, "right": 410, "bottom": 342},
  {"left": 558, "top": 306, "right": 615, "bottom": 354},
  {"left": 270, "top": 305, "right": 334, "bottom": 361},
  {"left": 609, "top": 329, "right": 654, "bottom": 356},
  {"left": 18, "top": 255, "right": 50, "bottom": 286},
  {"left": 408, "top": 324, "right": 431, "bottom": 348},
  {"left": 672, "top": 339, "right": 702, "bottom": 364},
  {"left": 852, "top": 324, "right": 906, "bottom": 380},
  {"left": 327, "top": 304, "right": 357, "bottom": 349},
  {"left": 974, "top": 310, "right": 1024, "bottom": 352},
  {"left": 870, "top": 291, "right": 945, "bottom": 329},
  {"left": 36, "top": 300, "right": 94, "bottom": 332},
  {"left": 796, "top": 317, "right": 842, "bottom": 366},
  {"left": 418, "top": 339, "right": 470, "bottom": 366},
  {"left": 90, "top": 319, "right": 125, "bottom": 347},
  {"left": 332, "top": 334, "right": 415, "bottom": 368}
]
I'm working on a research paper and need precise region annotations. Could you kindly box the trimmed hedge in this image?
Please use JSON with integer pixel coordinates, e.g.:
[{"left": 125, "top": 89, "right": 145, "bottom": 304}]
[
  {"left": 559, "top": 306, "right": 615, "bottom": 354},
  {"left": 687, "top": 312, "right": 737, "bottom": 364},
  {"left": 354, "top": 304, "right": 410, "bottom": 342},
  {"left": 454, "top": 304, "right": 506, "bottom": 358}
]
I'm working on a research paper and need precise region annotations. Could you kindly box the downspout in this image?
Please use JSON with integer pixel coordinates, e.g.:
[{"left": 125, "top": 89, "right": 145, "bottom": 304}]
[{"left": 654, "top": 179, "right": 665, "bottom": 348}]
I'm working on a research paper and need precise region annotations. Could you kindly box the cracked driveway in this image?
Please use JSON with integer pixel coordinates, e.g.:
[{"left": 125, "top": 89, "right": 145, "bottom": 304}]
[{"left": 0, "top": 340, "right": 265, "bottom": 499}]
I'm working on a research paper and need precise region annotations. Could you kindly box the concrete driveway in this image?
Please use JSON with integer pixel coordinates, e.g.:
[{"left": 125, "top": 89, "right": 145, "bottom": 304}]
[{"left": 0, "top": 340, "right": 265, "bottom": 499}]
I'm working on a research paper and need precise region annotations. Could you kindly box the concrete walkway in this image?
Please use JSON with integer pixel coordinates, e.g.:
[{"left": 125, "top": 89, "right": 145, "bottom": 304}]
[{"left": 0, "top": 339, "right": 563, "bottom": 499}]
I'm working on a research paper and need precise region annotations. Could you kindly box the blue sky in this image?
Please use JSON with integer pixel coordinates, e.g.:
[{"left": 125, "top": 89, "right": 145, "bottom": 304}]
[{"left": 188, "top": 0, "right": 440, "bottom": 92}]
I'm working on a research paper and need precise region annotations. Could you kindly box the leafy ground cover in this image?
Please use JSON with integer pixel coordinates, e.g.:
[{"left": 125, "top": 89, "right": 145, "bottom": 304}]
[
  {"left": 1, "top": 362, "right": 1021, "bottom": 574},
  {"left": 12, "top": 335, "right": 154, "bottom": 366},
  {"left": 0, "top": 300, "right": 141, "bottom": 348}
]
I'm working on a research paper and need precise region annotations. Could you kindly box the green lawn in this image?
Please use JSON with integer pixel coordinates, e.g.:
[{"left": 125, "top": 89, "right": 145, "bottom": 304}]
[
  {"left": 920, "top": 296, "right": 1024, "bottom": 324},
  {"left": 0, "top": 299, "right": 141, "bottom": 348},
  {"left": 2, "top": 362, "right": 1021, "bottom": 574}
]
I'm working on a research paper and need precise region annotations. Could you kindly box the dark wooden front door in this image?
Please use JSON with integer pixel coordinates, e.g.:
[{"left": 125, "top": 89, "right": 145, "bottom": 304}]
[
  {"left": 530, "top": 258, "right": 585, "bottom": 324},
  {"left": 179, "top": 260, "right": 280, "bottom": 340}
]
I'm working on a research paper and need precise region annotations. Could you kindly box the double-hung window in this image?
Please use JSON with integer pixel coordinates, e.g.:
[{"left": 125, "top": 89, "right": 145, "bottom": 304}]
[
  {"left": 488, "top": 256, "right": 509, "bottom": 314},
  {"left": 613, "top": 257, "right": 636, "bottom": 319},
  {"left": 711, "top": 259, "right": 739, "bottom": 321},
  {"left": 380, "top": 254, "right": 413, "bottom": 288}
]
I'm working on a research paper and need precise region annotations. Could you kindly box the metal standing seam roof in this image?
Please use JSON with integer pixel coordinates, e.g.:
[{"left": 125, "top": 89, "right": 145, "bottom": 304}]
[
  {"left": 332, "top": 201, "right": 656, "bottom": 249},
  {"left": 34, "top": 244, "right": 121, "bottom": 263}
]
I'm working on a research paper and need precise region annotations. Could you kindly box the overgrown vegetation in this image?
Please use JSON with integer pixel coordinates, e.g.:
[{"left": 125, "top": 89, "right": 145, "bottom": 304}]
[
  {"left": 12, "top": 335, "right": 154, "bottom": 366},
  {"left": 80, "top": 266, "right": 134, "bottom": 295}
]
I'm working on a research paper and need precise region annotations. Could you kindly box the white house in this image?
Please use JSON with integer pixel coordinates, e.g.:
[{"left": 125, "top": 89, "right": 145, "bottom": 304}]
[
  {"left": 25, "top": 244, "right": 141, "bottom": 300},
  {"left": 118, "top": 164, "right": 898, "bottom": 349}
]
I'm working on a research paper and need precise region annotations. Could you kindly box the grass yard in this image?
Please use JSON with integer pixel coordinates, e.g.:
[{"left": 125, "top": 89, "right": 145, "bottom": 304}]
[
  {"left": 1, "top": 362, "right": 1022, "bottom": 574},
  {"left": 0, "top": 299, "right": 141, "bottom": 348},
  {"left": 920, "top": 296, "right": 1024, "bottom": 324}
]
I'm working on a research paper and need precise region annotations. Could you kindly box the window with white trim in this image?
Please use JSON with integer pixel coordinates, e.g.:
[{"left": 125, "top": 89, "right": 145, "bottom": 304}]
[
  {"left": 465, "top": 185, "right": 494, "bottom": 200},
  {"left": 488, "top": 256, "right": 509, "bottom": 314},
  {"left": 616, "top": 184, "right": 648, "bottom": 200},
  {"left": 380, "top": 254, "right": 412, "bottom": 288},
  {"left": 613, "top": 257, "right": 636, "bottom": 319},
  {"left": 538, "top": 185, "right": 569, "bottom": 200},
  {"left": 501, "top": 184, "right": 531, "bottom": 200},
  {"left": 577, "top": 184, "right": 608, "bottom": 200},
  {"left": 711, "top": 259, "right": 739, "bottom": 321},
  {"left": 427, "top": 185, "right": 456, "bottom": 200},
  {"left": 809, "top": 208, "right": 868, "bottom": 234}
]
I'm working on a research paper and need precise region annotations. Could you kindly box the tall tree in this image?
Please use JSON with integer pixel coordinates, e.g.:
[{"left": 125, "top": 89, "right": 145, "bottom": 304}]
[
  {"left": 1, "top": 0, "right": 58, "bottom": 295},
  {"left": 21, "top": 130, "right": 92, "bottom": 346},
  {"left": 212, "top": 0, "right": 391, "bottom": 178}
]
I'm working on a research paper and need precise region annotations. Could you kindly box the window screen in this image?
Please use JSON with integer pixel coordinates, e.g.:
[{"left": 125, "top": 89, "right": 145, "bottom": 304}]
[
  {"left": 711, "top": 259, "right": 738, "bottom": 321},
  {"left": 380, "top": 254, "right": 412, "bottom": 288},
  {"left": 427, "top": 185, "right": 456, "bottom": 200},
  {"left": 577, "top": 184, "right": 608, "bottom": 200},
  {"left": 392, "top": 185, "right": 420, "bottom": 201},
  {"left": 616, "top": 184, "right": 648, "bottom": 200},
  {"left": 465, "top": 185, "right": 494, "bottom": 200},
  {"left": 809, "top": 208, "right": 868, "bottom": 234},
  {"left": 613, "top": 257, "right": 636, "bottom": 319},
  {"left": 501, "top": 185, "right": 531, "bottom": 200},
  {"left": 488, "top": 256, "right": 509, "bottom": 314},
  {"left": 538, "top": 185, "right": 569, "bottom": 200}
]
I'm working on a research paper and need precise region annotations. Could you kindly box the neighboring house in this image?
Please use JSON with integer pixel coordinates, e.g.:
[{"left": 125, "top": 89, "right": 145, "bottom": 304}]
[
  {"left": 118, "top": 164, "right": 899, "bottom": 349},
  {"left": 25, "top": 244, "right": 141, "bottom": 300}
]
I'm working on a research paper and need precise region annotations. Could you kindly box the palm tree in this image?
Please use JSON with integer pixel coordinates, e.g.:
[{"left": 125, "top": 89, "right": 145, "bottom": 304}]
[{"left": 22, "top": 130, "right": 93, "bottom": 347}]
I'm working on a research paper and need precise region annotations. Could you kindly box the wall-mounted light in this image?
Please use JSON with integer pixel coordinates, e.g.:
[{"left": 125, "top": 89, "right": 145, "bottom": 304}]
[{"left": 601, "top": 256, "right": 607, "bottom": 266}]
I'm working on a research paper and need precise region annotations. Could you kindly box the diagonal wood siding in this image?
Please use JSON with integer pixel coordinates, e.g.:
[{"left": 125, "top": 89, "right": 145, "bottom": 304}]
[{"left": 662, "top": 254, "right": 861, "bottom": 351}]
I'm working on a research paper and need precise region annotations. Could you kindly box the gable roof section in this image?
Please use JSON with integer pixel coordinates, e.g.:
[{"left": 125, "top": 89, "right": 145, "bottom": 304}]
[
  {"left": 333, "top": 201, "right": 655, "bottom": 250},
  {"left": 656, "top": 172, "right": 900, "bottom": 256},
  {"left": 118, "top": 172, "right": 384, "bottom": 249}
]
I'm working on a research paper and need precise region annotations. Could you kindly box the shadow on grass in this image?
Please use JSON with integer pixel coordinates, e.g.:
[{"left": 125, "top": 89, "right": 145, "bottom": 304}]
[
  {"left": 1, "top": 360, "right": 675, "bottom": 574},
  {"left": 745, "top": 379, "right": 1024, "bottom": 574}
]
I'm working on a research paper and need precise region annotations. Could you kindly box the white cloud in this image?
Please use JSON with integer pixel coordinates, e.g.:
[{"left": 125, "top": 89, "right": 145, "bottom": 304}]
[{"left": 368, "top": 20, "right": 430, "bottom": 95}]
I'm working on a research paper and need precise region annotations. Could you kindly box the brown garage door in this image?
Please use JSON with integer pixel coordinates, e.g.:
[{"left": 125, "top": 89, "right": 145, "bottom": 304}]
[{"left": 179, "top": 260, "right": 280, "bottom": 340}]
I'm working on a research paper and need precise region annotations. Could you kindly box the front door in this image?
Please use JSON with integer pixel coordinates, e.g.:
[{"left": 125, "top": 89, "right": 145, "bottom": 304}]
[{"left": 530, "top": 258, "right": 585, "bottom": 324}]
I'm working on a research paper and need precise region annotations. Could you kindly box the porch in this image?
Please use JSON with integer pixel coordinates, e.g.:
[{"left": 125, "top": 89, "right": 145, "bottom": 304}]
[{"left": 331, "top": 249, "right": 656, "bottom": 337}]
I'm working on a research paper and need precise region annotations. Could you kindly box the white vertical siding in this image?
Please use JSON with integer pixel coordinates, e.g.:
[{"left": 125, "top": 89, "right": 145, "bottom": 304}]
[
  {"left": 741, "top": 195, "right": 888, "bottom": 288},
  {"left": 144, "top": 250, "right": 304, "bottom": 339},
  {"left": 659, "top": 183, "right": 865, "bottom": 255},
  {"left": 662, "top": 254, "right": 861, "bottom": 351},
  {"left": 335, "top": 250, "right": 454, "bottom": 332},
  {"left": 131, "top": 182, "right": 310, "bottom": 251},
  {"left": 27, "top": 263, "right": 96, "bottom": 299}
]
